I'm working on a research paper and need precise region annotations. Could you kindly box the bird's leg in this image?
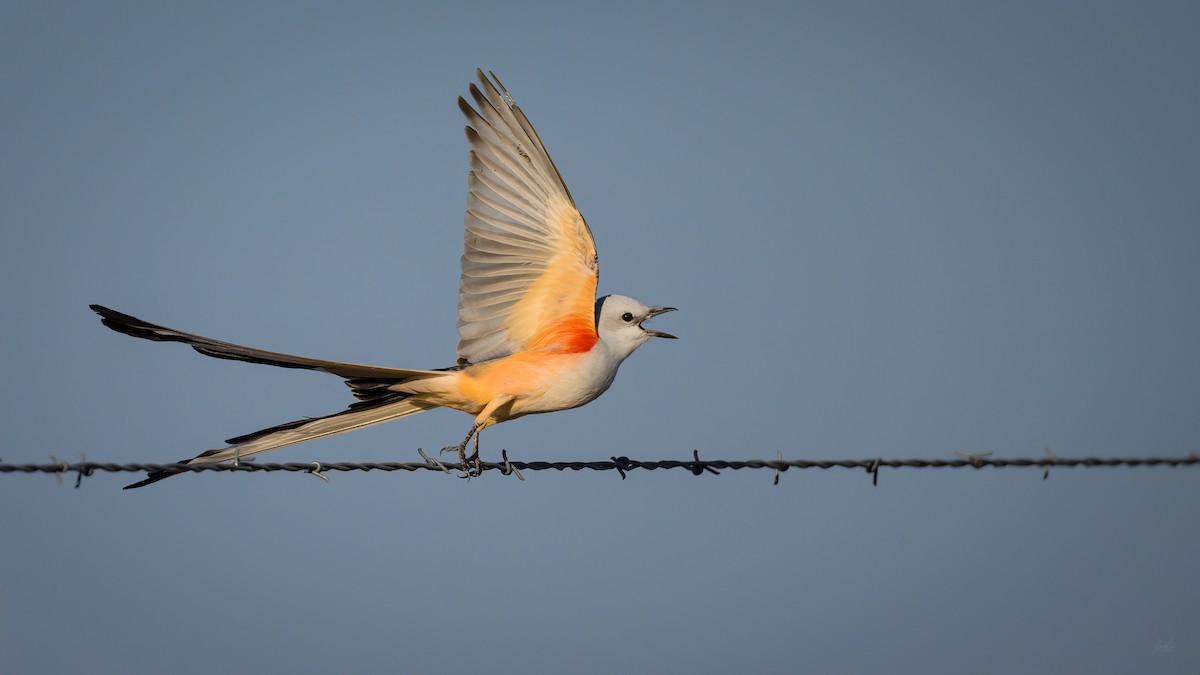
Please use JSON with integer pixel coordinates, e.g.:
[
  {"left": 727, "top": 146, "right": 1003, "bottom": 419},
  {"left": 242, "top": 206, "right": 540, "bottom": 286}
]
[
  {"left": 442, "top": 394, "right": 514, "bottom": 477},
  {"left": 463, "top": 430, "right": 483, "bottom": 476}
]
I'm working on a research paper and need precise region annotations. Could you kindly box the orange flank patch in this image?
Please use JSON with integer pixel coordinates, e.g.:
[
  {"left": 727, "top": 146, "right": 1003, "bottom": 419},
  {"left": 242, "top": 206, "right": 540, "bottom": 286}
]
[{"left": 451, "top": 349, "right": 591, "bottom": 415}]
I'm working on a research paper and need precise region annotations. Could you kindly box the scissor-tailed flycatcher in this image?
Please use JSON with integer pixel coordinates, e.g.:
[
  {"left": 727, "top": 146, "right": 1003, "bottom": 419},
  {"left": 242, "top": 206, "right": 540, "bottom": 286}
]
[{"left": 92, "top": 69, "right": 675, "bottom": 488}]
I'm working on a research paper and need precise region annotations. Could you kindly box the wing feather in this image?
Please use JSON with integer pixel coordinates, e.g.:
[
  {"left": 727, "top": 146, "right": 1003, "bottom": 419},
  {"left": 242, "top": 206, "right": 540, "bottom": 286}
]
[
  {"left": 467, "top": 193, "right": 556, "bottom": 240},
  {"left": 456, "top": 70, "right": 599, "bottom": 363},
  {"left": 465, "top": 131, "right": 553, "bottom": 211},
  {"left": 467, "top": 154, "right": 547, "bottom": 217},
  {"left": 486, "top": 72, "right": 577, "bottom": 203}
]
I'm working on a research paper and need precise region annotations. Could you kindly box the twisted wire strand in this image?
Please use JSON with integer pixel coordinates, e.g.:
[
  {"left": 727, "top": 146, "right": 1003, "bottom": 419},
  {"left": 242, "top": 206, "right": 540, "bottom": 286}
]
[{"left": 1, "top": 451, "right": 1197, "bottom": 486}]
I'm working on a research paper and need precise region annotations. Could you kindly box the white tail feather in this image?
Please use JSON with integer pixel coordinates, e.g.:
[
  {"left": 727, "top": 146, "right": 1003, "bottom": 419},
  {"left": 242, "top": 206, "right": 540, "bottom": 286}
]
[{"left": 187, "top": 398, "right": 440, "bottom": 465}]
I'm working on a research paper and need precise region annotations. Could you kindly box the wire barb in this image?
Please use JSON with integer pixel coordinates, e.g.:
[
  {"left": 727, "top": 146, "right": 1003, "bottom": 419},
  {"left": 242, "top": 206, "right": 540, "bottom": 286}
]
[
  {"left": 73, "top": 452, "right": 91, "bottom": 488},
  {"left": 307, "top": 461, "right": 330, "bottom": 483},
  {"left": 499, "top": 449, "right": 524, "bottom": 481},
  {"left": 954, "top": 450, "right": 993, "bottom": 468},
  {"left": 690, "top": 449, "right": 720, "bottom": 476},
  {"left": 610, "top": 456, "right": 631, "bottom": 480},
  {"left": 417, "top": 448, "right": 452, "bottom": 475},
  {"left": 1043, "top": 447, "right": 1058, "bottom": 481},
  {"left": 49, "top": 455, "right": 69, "bottom": 486}
]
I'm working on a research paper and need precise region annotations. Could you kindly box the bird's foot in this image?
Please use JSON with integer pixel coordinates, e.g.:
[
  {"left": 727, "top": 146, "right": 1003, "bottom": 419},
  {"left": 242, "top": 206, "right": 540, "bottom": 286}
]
[
  {"left": 440, "top": 444, "right": 484, "bottom": 478},
  {"left": 440, "top": 422, "right": 483, "bottom": 478},
  {"left": 465, "top": 448, "right": 482, "bottom": 477},
  {"left": 440, "top": 443, "right": 473, "bottom": 478}
]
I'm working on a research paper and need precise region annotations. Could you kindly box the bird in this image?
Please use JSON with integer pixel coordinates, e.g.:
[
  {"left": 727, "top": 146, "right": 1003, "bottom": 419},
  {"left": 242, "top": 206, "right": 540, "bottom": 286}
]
[{"left": 91, "top": 69, "right": 676, "bottom": 488}]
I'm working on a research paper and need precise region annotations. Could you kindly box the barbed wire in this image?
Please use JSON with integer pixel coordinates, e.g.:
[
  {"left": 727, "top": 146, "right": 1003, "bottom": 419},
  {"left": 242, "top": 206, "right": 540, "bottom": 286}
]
[{"left": 1, "top": 449, "right": 1197, "bottom": 487}]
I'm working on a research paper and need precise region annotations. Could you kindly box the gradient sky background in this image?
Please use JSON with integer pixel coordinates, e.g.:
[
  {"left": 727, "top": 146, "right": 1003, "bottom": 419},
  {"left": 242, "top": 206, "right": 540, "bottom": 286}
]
[{"left": 3, "top": 2, "right": 1198, "bottom": 673}]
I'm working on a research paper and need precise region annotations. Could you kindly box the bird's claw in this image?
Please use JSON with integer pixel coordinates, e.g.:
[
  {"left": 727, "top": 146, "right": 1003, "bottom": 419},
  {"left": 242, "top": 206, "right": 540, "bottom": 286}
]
[
  {"left": 440, "top": 444, "right": 482, "bottom": 478},
  {"left": 440, "top": 444, "right": 471, "bottom": 478}
]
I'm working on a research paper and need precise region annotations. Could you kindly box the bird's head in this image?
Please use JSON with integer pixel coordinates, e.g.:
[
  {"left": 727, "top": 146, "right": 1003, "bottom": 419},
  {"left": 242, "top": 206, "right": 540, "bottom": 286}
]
[{"left": 594, "top": 294, "right": 677, "bottom": 360}]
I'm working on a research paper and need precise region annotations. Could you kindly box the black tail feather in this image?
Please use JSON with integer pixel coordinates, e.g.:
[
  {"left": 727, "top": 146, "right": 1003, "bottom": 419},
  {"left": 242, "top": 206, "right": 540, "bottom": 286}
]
[
  {"left": 345, "top": 377, "right": 405, "bottom": 402},
  {"left": 88, "top": 304, "right": 447, "bottom": 380},
  {"left": 123, "top": 464, "right": 190, "bottom": 490}
]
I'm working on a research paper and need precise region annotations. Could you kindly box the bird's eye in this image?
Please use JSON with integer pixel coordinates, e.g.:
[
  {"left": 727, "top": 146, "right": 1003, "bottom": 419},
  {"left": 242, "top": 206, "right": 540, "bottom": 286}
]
[{"left": 621, "top": 312, "right": 634, "bottom": 323}]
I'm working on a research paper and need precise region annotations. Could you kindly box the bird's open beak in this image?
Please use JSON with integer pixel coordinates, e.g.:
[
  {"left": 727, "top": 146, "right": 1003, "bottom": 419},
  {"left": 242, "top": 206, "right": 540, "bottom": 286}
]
[{"left": 641, "top": 306, "right": 678, "bottom": 339}]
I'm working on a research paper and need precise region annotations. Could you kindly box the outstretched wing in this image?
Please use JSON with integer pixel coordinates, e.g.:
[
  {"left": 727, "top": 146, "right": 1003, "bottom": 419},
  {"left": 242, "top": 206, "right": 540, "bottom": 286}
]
[{"left": 456, "top": 69, "right": 599, "bottom": 364}]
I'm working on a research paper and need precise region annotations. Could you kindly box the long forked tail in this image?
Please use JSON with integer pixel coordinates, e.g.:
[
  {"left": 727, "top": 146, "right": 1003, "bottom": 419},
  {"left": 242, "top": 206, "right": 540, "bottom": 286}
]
[
  {"left": 125, "top": 395, "right": 439, "bottom": 489},
  {"left": 88, "top": 304, "right": 450, "bottom": 489}
]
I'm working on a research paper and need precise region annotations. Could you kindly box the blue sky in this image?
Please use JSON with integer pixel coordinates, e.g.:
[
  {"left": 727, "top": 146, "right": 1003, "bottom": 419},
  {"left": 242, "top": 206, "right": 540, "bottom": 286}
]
[{"left": 3, "top": 2, "right": 1198, "bottom": 673}]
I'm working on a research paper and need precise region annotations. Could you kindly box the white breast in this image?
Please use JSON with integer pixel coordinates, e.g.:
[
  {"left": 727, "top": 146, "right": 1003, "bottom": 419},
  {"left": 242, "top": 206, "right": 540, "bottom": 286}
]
[{"left": 517, "top": 346, "right": 625, "bottom": 415}]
